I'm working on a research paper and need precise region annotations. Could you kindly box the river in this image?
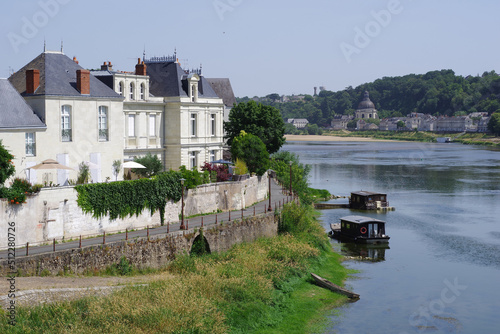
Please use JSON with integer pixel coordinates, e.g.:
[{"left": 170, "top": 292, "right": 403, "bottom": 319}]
[{"left": 283, "top": 140, "right": 500, "bottom": 334}]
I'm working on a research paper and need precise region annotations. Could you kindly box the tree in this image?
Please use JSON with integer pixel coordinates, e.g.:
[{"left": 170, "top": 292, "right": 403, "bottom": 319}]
[
  {"left": 488, "top": 113, "right": 500, "bottom": 136},
  {"left": 112, "top": 160, "right": 122, "bottom": 181},
  {"left": 133, "top": 153, "right": 163, "bottom": 178},
  {"left": 347, "top": 120, "right": 357, "bottom": 130},
  {"left": 0, "top": 140, "right": 15, "bottom": 186},
  {"left": 266, "top": 93, "right": 280, "bottom": 102},
  {"left": 230, "top": 131, "right": 269, "bottom": 176},
  {"left": 224, "top": 101, "right": 285, "bottom": 154},
  {"left": 397, "top": 120, "right": 406, "bottom": 129}
]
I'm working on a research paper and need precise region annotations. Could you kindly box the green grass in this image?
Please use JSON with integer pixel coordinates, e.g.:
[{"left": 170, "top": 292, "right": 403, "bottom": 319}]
[{"left": 0, "top": 203, "right": 352, "bottom": 334}]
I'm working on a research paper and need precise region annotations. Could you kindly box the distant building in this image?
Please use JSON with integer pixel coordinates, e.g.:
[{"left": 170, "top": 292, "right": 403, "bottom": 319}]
[
  {"left": 287, "top": 118, "right": 309, "bottom": 129},
  {"left": 355, "top": 91, "right": 379, "bottom": 120},
  {"left": 331, "top": 115, "right": 353, "bottom": 130}
]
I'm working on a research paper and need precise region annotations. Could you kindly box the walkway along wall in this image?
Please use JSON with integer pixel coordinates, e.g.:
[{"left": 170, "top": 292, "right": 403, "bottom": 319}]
[
  {"left": 0, "top": 174, "right": 270, "bottom": 250},
  {"left": 0, "top": 213, "right": 278, "bottom": 276}
]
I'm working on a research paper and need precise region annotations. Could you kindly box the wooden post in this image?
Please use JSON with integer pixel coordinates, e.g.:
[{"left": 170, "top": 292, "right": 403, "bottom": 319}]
[
  {"left": 26, "top": 242, "right": 29, "bottom": 256},
  {"left": 126, "top": 228, "right": 128, "bottom": 240},
  {"left": 53, "top": 238, "right": 56, "bottom": 252},
  {"left": 229, "top": 210, "right": 231, "bottom": 221},
  {"left": 216, "top": 214, "right": 218, "bottom": 224},
  {"left": 147, "top": 225, "right": 149, "bottom": 241},
  {"left": 241, "top": 208, "right": 244, "bottom": 219},
  {"left": 79, "top": 235, "right": 82, "bottom": 248},
  {"left": 103, "top": 232, "right": 106, "bottom": 245},
  {"left": 167, "top": 223, "right": 170, "bottom": 233},
  {"left": 201, "top": 217, "right": 204, "bottom": 227}
]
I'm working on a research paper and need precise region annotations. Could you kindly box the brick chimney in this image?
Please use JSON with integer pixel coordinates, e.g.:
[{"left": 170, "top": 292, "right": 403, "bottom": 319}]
[
  {"left": 26, "top": 69, "right": 40, "bottom": 94},
  {"left": 135, "top": 58, "right": 147, "bottom": 76},
  {"left": 101, "top": 61, "right": 113, "bottom": 71},
  {"left": 76, "top": 69, "right": 90, "bottom": 95}
]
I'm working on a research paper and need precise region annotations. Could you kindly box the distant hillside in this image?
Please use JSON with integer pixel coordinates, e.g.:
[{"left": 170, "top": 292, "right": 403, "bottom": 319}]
[{"left": 237, "top": 69, "right": 500, "bottom": 127}]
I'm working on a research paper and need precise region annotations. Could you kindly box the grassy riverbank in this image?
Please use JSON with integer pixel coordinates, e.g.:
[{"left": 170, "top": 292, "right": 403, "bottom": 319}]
[
  {"left": 0, "top": 203, "right": 351, "bottom": 333},
  {"left": 317, "top": 130, "right": 500, "bottom": 146}
]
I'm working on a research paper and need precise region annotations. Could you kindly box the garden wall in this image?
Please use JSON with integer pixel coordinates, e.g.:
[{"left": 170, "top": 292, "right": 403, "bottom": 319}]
[{"left": 0, "top": 174, "right": 270, "bottom": 250}]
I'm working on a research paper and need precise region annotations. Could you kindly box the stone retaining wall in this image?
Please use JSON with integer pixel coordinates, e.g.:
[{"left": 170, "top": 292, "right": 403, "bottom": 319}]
[{"left": 0, "top": 213, "right": 278, "bottom": 276}]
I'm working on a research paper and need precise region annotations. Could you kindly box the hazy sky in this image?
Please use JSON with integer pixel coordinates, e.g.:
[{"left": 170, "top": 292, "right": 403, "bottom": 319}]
[{"left": 1, "top": 0, "right": 499, "bottom": 97}]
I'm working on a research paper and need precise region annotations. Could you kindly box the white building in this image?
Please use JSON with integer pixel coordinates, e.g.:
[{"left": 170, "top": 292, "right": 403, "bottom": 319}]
[
  {"left": 5, "top": 50, "right": 125, "bottom": 185},
  {"left": 145, "top": 55, "right": 225, "bottom": 170}
]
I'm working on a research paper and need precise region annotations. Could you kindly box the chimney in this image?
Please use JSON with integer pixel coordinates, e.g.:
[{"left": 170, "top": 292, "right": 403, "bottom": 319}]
[
  {"left": 100, "top": 61, "right": 113, "bottom": 71},
  {"left": 73, "top": 56, "right": 79, "bottom": 64},
  {"left": 26, "top": 69, "right": 40, "bottom": 94},
  {"left": 135, "top": 58, "right": 147, "bottom": 76},
  {"left": 76, "top": 69, "right": 90, "bottom": 95}
]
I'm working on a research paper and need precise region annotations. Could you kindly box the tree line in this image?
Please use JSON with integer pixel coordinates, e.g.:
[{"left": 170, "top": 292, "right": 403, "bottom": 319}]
[{"left": 238, "top": 69, "right": 500, "bottom": 128}]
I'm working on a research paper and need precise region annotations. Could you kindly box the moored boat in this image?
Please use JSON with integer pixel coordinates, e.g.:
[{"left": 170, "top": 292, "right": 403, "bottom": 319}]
[{"left": 329, "top": 215, "right": 390, "bottom": 244}]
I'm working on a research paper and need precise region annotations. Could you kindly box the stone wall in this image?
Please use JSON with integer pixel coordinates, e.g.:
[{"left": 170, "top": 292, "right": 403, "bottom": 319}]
[
  {"left": 0, "top": 174, "right": 270, "bottom": 250},
  {"left": 0, "top": 213, "right": 278, "bottom": 276}
]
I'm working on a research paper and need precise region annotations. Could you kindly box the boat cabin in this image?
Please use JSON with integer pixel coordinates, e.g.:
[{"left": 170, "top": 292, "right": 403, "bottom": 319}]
[
  {"left": 336, "top": 215, "right": 389, "bottom": 243},
  {"left": 350, "top": 191, "right": 388, "bottom": 210}
]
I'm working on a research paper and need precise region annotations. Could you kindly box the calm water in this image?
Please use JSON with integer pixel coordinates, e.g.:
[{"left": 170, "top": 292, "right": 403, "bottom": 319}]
[{"left": 284, "top": 141, "right": 500, "bottom": 334}]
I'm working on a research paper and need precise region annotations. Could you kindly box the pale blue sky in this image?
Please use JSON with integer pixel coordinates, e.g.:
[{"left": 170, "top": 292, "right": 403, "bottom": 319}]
[{"left": 1, "top": 0, "right": 499, "bottom": 97}]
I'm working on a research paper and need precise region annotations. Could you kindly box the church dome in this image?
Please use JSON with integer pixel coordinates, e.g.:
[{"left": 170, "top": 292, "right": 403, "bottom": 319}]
[{"left": 357, "top": 91, "right": 375, "bottom": 110}]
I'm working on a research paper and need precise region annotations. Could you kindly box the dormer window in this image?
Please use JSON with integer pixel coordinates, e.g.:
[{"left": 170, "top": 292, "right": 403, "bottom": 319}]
[
  {"left": 187, "top": 74, "right": 199, "bottom": 102},
  {"left": 129, "top": 82, "right": 135, "bottom": 100},
  {"left": 140, "top": 83, "right": 145, "bottom": 100},
  {"left": 118, "top": 81, "right": 124, "bottom": 96}
]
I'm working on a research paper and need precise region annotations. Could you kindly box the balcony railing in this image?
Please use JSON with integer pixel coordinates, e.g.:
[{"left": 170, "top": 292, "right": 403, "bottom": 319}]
[
  {"left": 99, "top": 129, "right": 109, "bottom": 141},
  {"left": 61, "top": 129, "right": 72, "bottom": 142}
]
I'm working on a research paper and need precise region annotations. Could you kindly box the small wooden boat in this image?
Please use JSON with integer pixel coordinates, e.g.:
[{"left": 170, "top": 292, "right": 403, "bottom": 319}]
[
  {"left": 330, "top": 215, "right": 390, "bottom": 244},
  {"left": 311, "top": 273, "right": 359, "bottom": 299}
]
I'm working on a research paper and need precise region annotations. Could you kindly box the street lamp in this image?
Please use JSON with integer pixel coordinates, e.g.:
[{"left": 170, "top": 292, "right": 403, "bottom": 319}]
[
  {"left": 180, "top": 178, "right": 186, "bottom": 230},
  {"left": 289, "top": 161, "right": 293, "bottom": 196},
  {"left": 268, "top": 169, "right": 273, "bottom": 212}
]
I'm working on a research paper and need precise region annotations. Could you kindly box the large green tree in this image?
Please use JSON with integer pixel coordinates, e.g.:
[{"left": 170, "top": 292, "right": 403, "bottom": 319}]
[
  {"left": 133, "top": 153, "right": 163, "bottom": 178},
  {"left": 224, "top": 101, "right": 285, "bottom": 154},
  {"left": 488, "top": 113, "right": 500, "bottom": 135},
  {"left": 230, "top": 131, "right": 269, "bottom": 176}
]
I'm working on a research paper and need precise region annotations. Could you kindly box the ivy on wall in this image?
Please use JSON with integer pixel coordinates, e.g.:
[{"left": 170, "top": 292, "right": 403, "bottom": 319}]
[{"left": 75, "top": 171, "right": 182, "bottom": 226}]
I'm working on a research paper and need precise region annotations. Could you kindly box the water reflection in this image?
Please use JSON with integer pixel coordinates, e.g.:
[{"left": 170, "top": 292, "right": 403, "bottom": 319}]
[{"left": 336, "top": 240, "right": 389, "bottom": 262}]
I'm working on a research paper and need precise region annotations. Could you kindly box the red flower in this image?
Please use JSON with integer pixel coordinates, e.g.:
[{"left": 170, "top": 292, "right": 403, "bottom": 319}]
[
  {"left": 15, "top": 202, "right": 19, "bottom": 204},
  {"left": 10, "top": 200, "right": 14, "bottom": 203}
]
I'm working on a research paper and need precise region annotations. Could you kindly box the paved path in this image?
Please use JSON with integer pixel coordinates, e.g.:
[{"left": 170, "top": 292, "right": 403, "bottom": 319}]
[{"left": 0, "top": 180, "right": 294, "bottom": 260}]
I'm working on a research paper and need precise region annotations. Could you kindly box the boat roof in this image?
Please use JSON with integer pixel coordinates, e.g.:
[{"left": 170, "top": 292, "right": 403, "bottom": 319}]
[
  {"left": 351, "top": 191, "right": 386, "bottom": 197},
  {"left": 340, "top": 215, "right": 386, "bottom": 224}
]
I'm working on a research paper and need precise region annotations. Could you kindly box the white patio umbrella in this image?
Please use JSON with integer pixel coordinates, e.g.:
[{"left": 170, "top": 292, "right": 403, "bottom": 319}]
[
  {"left": 81, "top": 161, "right": 100, "bottom": 169},
  {"left": 29, "top": 159, "right": 75, "bottom": 171},
  {"left": 122, "top": 161, "right": 146, "bottom": 169}
]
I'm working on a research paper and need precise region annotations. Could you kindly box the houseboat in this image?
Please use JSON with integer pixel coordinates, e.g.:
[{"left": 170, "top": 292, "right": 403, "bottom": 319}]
[
  {"left": 329, "top": 215, "right": 390, "bottom": 244},
  {"left": 349, "top": 191, "right": 392, "bottom": 210},
  {"left": 436, "top": 137, "right": 452, "bottom": 143}
]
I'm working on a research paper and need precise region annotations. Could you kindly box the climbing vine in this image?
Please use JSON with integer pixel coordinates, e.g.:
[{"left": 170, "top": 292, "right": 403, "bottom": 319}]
[{"left": 75, "top": 171, "right": 182, "bottom": 226}]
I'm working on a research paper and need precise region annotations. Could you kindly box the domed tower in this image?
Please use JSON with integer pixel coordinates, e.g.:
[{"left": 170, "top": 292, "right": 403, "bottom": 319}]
[{"left": 355, "top": 91, "right": 378, "bottom": 119}]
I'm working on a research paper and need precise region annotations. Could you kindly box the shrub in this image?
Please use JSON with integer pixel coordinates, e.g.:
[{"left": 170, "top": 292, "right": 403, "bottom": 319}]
[
  {"left": 133, "top": 153, "right": 163, "bottom": 178},
  {"left": 179, "top": 165, "right": 210, "bottom": 189},
  {"left": 233, "top": 158, "right": 248, "bottom": 175},
  {"left": 201, "top": 162, "right": 231, "bottom": 182}
]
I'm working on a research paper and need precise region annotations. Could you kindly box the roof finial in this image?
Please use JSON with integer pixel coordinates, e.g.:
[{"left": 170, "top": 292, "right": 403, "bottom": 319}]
[
  {"left": 60, "top": 40, "right": 63, "bottom": 53},
  {"left": 174, "top": 47, "right": 177, "bottom": 59},
  {"left": 200, "top": 63, "right": 202, "bottom": 75},
  {"left": 43, "top": 39, "right": 46, "bottom": 52},
  {"left": 143, "top": 45, "right": 146, "bottom": 61}
]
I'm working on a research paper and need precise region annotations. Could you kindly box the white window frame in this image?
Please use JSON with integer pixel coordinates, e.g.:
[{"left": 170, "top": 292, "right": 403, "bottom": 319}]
[
  {"left": 129, "top": 82, "right": 135, "bottom": 100},
  {"left": 210, "top": 113, "right": 216, "bottom": 137},
  {"left": 61, "top": 105, "right": 72, "bottom": 142},
  {"left": 118, "top": 81, "right": 124, "bottom": 96},
  {"left": 128, "top": 114, "right": 135, "bottom": 137},
  {"left": 190, "top": 113, "right": 197, "bottom": 137},
  {"left": 209, "top": 150, "right": 216, "bottom": 163},
  {"left": 98, "top": 106, "right": 108, "bottom": 141},
  {"left": 25, "top": 132, "right": 36, "bottom": 156},
  {"left": 149, "top": 114, "right": 156, "bottom": 137},
  {"left": 190, "top": 151, "right": 197, "bottom": 170},
  {"left": 140, "top": 83, "right": 145, "bottom": 100}
]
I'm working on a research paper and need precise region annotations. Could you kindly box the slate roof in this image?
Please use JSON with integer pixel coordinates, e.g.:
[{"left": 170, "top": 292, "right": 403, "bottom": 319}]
[
  {"left": 206, "top": 78, "right": 236, "bottom": 107},
  {"left": 146, "top": 61, "right": 219, "bottom": 99},
  {"left": 0, "top": 79, "right": 46, "bottom": 130},
  {"left": 8, "top": 52, "right": 122, "bottom": 99}
]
